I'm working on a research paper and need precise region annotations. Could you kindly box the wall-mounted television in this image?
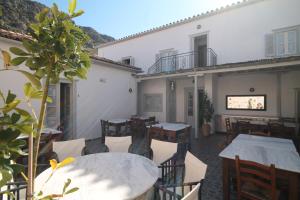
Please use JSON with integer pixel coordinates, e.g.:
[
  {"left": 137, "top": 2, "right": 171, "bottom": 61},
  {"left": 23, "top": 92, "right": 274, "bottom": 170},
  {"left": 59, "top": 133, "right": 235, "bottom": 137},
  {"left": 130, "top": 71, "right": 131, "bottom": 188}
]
[{"left": 226, "top": 95, "right": 266, "bottom": 111}]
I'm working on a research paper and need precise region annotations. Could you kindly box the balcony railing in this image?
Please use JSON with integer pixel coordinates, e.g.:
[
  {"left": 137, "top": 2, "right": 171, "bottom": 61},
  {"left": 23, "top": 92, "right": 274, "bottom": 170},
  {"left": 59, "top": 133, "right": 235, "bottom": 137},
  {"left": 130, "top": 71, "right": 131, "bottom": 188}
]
[{"left": 148, "top": 48, "right": 217, "bottom": 74}]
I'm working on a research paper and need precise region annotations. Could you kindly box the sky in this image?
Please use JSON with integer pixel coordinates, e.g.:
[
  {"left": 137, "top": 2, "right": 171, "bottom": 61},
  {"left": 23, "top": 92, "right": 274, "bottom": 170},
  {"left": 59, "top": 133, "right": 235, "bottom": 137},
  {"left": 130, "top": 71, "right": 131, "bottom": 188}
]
[{"left": 36, "top": 0, "right": 240, "bottom": 39}]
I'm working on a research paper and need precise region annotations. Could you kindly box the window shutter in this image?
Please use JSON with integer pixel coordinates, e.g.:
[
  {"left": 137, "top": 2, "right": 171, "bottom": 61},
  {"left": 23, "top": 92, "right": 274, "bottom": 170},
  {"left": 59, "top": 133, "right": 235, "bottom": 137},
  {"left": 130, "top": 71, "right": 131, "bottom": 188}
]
[{"left": 265, "top": 33, "right": 274, "bottom": 57}]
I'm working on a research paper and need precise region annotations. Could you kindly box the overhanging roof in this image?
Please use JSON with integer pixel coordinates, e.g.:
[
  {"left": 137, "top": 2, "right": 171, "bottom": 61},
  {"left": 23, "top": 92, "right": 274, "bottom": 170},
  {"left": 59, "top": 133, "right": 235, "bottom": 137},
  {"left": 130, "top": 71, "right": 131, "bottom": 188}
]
[{"left": 136, "top": 56, "right": 300, "bottom": 80}]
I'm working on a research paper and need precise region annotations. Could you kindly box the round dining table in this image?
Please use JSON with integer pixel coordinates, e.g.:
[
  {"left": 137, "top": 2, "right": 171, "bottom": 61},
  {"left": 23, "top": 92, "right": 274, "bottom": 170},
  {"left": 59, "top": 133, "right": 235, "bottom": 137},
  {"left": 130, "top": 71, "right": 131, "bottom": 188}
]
[{"left": 35, "top": 152, "right": 159, "bottom": 200}]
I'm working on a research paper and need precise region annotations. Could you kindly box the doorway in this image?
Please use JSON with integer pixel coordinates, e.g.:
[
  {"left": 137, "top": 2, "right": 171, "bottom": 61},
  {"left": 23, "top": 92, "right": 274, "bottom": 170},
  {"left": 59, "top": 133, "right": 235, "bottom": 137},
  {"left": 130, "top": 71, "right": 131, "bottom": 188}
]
[
  {"left": 296, "top": 89, "right": 300, "bottom": 135},
  {"left": 167, "top": 80, "right": 176, "bottom": 123},
  {"left": 60, "top": 83, "right": 72, "bottom": 139},
  {"left": 193, "top": 34, "right": 207, "bottom": 67},
  {"left": 185, "top": 88, "right": 194, "bottom": 127}
]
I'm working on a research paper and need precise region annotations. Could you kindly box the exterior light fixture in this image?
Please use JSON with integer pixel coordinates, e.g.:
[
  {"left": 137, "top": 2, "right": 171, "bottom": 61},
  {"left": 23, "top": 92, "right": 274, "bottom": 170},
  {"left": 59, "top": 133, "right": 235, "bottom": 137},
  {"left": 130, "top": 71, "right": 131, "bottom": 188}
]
[
  {"left": 170, "top": 81, "right": 175, "bottom": 91},
  {"left": 129, "top": 88, "right": 133, "bottom": 93},
  {"left": 249, "top": 87, "right": 255, "bottom": 92}
]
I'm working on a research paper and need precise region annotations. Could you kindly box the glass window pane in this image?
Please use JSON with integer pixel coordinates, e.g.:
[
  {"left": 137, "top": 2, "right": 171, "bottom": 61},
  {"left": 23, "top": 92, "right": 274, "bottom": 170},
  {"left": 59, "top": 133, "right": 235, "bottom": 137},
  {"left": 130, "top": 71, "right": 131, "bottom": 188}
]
[
  {"left": 287, "top": 30, "right": 297, "bottom": 54},
  {"left": 276, "top": 32, "right": 285, "bottom": 55}
]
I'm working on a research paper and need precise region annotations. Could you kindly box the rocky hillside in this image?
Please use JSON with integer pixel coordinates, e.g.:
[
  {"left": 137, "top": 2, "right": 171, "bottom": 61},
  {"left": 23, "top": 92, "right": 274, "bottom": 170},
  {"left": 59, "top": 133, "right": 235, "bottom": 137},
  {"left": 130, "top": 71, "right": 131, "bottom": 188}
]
[{"left": 0, "top": 0, "right": 115, "bottom": 47}]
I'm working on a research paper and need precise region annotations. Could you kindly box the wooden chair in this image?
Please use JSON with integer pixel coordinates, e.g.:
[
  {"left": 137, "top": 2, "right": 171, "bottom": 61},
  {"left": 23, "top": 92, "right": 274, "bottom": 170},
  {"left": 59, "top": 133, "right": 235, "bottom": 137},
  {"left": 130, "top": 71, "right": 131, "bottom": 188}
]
[
  {"left": 268, "top": 120, "right": 284, "bottom": 137},
  {"left": 225, "top": 118, "right": 236, "bottom": 144},
  {"left": 129, "top": 118, "right": 147, "bottom": 138},
  {"left": 105, "top": 136, "right": 132, "bottom": 152},
  {"left": 235, "top": 155, "right": 278, "bottom": 200},
  {"left": 237, "top": 120, "right": 252, "bottom": 134},
  {"left": 145, "top": 116, "right": 158, "bottom": 126},
  {"left": 157, "top": 151, "right": 207, "bottom": 199},
  {"left": 52, "top": 138, "right": 88, "bottom": 162},
  {"left": 249, "top": 131, "right": 271, "bottom": 137}
]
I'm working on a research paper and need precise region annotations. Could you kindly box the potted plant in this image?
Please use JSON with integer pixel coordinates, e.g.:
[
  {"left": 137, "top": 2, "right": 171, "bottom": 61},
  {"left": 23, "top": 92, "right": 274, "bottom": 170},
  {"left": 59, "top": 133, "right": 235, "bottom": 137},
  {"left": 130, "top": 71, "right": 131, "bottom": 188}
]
[{"left": 199, "top": 91, "right": 214, "bottom": 137}]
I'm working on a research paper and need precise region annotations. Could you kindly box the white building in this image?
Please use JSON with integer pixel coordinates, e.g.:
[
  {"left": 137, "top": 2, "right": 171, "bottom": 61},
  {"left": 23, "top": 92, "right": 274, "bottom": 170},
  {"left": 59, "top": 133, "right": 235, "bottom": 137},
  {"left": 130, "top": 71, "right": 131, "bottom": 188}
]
[
  {"left": 97, "top": 0, "right": 300, "bottom": 137},
  {"left": 0, "top": 29, "right": 141, "bottom": 139}
]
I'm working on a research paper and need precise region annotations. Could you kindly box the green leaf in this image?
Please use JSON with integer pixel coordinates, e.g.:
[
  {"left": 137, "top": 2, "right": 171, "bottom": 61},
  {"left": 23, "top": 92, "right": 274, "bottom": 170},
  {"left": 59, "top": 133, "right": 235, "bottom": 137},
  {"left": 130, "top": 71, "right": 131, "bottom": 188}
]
[
  {"left": 11, "top": 113, "right": 21, "bottom": 124},
  {"left": 0, "top": 128, "right": 20, "bottom": 142},
  {"left": 2, "top": 100, "right": 21, "bottom": 113},
  {"left": 68, "top": 0, "right": 77, "bottom": 15},
  {"left": 11, "top": 57, "right": 27, "bottom": 66},
  {"left": 63, "top": 178, "right": 71, "bottom": 193},
  {"left": 0, "top": 169, "right": 13, "bottom": 188},
  {"left": 47, "top": 96, "right": 53, "bottom": 103},
  {"left": 30, "top": 91, "right": 43, "bottom": 99},
  {"left": 5, "top": 90, "right": 16, "bottom": 104},
  {"left": 65, "top": 187, "right": 79, "bottom": 195},
  {"left": 72, "top": 9, "right": 84, "bottom": 17},
  {"left": 17, "top": 70, "right": 42, "bottom": 89},
  {"left": 14, "top": 108, "right": 31, "bottom": 117},
  {"left": 15, "top": 125, "right": 33, "bottom": 135},
  {"left": 0, "top": 90, "right": 5, "bottom": 102},
  {"left": 9, "top": 47, "right": 29, "bottom": 56},
  {"left": 22, "top": 40, "right": 39, "bottom": 53},
  {"left": 23, "top": 82, "right": 33, "bottom": 97}
]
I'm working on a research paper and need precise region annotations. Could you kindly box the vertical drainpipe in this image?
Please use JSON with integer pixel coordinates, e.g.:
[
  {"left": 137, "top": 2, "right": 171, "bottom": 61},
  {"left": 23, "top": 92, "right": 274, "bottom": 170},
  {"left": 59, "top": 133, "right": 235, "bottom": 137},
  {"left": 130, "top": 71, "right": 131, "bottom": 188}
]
[{"left": 194, "top": 75, "right": 199, "bottom": 139}]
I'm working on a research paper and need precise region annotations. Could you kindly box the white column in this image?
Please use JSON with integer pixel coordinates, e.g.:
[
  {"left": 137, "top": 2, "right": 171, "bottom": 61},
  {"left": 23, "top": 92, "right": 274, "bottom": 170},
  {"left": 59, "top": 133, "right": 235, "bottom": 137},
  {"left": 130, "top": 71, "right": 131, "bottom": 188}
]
[{"left": 194, "top": 76, "right": 198, "bottom": 139}]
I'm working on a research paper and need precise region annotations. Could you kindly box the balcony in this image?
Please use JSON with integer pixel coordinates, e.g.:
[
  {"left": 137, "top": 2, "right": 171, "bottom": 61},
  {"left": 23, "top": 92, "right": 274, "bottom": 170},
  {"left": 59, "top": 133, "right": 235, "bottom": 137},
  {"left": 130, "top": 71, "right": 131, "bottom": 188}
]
[{"left": 148, "top": 48, "right": 217, "bottom": 74}]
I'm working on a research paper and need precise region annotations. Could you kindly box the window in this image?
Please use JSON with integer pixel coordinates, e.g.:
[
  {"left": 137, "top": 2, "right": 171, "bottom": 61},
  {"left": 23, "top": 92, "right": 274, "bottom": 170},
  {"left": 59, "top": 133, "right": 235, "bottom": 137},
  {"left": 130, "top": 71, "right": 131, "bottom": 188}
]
[
  {"left": 265, "top": 26, "right": 299, "bottom": 57},
  {"left": 155, "top": 49, "right": 177, "bottom": 72},
  {"left": 275, "top": 30, "right": 297, "bottom": 56},
  {"left": 121, "top": 56, "right": 134, "bottom": 65}
]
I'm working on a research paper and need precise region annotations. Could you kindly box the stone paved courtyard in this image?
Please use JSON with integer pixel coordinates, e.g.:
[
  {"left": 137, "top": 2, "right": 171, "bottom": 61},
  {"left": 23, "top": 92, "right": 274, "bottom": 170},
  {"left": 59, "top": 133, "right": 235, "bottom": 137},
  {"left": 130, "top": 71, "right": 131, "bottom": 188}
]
[{"left": 86, "top": 133, "right": 228, "bottom": 200}]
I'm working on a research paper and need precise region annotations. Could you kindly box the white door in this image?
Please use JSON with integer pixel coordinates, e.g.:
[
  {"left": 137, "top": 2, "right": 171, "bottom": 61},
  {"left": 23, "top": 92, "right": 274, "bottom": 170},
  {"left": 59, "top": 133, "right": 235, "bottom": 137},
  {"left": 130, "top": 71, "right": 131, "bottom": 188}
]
[{"left": 185, "top": 88, "right": 194, "bottom": 127}]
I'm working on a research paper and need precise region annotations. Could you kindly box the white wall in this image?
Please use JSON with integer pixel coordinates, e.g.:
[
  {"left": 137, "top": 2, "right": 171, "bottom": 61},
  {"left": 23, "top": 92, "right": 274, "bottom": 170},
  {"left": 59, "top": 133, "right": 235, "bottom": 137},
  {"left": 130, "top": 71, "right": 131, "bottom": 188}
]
[
  {"left": 138, "top": 79, "right": 167, "bottom": 122},
  {"left": 98, "top": 0, "right": 300, "bottom": 72},
  {"left": 0, "top": 38, "right": 41, "bottom": 115},
  {"left": 76, "top": 61, "right": 137, "bottom": 139},
  {"left": 216, "top": 72, "right": 279, "bottom": 117},
  {"left": 281, "top": 70, "right": 300, "bottom": 118},
  {"left": 0, "top": 37, "right": 138, "bottom": 140}
]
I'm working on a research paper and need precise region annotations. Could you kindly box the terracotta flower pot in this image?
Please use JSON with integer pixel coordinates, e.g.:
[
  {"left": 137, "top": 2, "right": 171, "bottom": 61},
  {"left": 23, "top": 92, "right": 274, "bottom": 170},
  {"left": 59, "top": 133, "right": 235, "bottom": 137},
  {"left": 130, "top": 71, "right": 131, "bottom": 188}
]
[{"left": 202, "top": 123, "right": 211, "bottom": 137}]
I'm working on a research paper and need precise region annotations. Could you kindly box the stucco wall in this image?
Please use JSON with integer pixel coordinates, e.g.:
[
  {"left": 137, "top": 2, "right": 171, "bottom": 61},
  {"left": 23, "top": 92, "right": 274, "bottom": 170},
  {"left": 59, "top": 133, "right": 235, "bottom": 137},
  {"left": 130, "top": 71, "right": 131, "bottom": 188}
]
[
  {"left": 98, "top": 0, "right": 300, "bottom": 72},
  {"left": 0, "top": 38, "right": 41, "bottom": 115},
  {"left": 281, "top": 70, "right": 300, "bottom": 118},
  {"left": 76, "top": 61, "right": 137, "bottom": 139},
  {"left": 0, "top": 37, "right": 138, "bottom": 140},
  {"left": 216, "top": 72, "right": 279, "bottom": 117}
]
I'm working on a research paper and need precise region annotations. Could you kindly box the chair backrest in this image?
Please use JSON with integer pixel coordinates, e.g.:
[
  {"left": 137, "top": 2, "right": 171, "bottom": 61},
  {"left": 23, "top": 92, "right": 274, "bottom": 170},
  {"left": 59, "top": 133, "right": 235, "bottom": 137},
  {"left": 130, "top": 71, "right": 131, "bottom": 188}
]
[
  {"left": 182, "top": 183, "right": 201, "bottom": 200},
  {"left": 268, "top": 121, "right": 284, "bottom": 136},
  {"left": 100, "top": 120, "right": 109, "bottom": 143},
  {"left": 184, "top": 151, "right": 207, "bottom": 184},
  {"left": 237, "top": 120, "right": 251, "bottom": 134},
  {"left": 130, "top": 118, "right": 146, "bottom": 137},
  {"left": 225, "top": 118, "right": 232, "bottom": 133},
  {"left": 105, "top": 136, "right": 132, "bottom": 152},
  {"left": 53, "top": 138, "right": 85, "bottom": 161},
  {"left": 148, "top": 126, "right": 168, "bottom": 141},
  {"left": 151, "top": 139, "right": 178, "bottom": 165},
  {"left": 235, "top": 156, "right": 276, "bottom": 200}
]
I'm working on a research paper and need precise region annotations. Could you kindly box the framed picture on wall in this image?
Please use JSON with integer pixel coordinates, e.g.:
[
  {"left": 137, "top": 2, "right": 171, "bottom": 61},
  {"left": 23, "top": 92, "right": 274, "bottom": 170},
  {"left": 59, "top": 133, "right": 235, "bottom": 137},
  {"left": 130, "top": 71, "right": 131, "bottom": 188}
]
[{"left": 226, "top": 95, "right": 267, "bottom": 111}]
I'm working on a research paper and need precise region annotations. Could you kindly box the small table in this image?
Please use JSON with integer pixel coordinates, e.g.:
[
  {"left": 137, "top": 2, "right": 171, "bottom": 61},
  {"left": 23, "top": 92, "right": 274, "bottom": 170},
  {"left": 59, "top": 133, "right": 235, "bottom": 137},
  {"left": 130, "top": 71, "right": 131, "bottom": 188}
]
[
  {"left": 35, "top": 152, "right": 159, "bottom": 200},
  {"left": 108, "top": 119, "right": 131, "bottom": 135},
  {"left": 149, "top": 122, "right": 191, "bottom": 150},
  {"left": 219, "top": 134, "right": 300, "bottom": 200}
]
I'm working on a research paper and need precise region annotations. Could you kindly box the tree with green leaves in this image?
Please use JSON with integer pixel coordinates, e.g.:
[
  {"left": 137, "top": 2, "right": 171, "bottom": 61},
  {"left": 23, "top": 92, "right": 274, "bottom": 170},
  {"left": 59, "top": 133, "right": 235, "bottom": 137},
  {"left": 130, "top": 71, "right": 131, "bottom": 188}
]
[{"left": 0, "top": 0, "right": 90, "bottom": 199}]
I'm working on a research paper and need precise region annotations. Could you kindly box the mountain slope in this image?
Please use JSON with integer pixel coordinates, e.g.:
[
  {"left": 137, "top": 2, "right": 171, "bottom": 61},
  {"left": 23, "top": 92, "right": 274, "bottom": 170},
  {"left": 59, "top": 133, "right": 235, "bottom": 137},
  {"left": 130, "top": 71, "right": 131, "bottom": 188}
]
[{"left": 0, "top": 0, "right": 114, "bottom": 47}]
